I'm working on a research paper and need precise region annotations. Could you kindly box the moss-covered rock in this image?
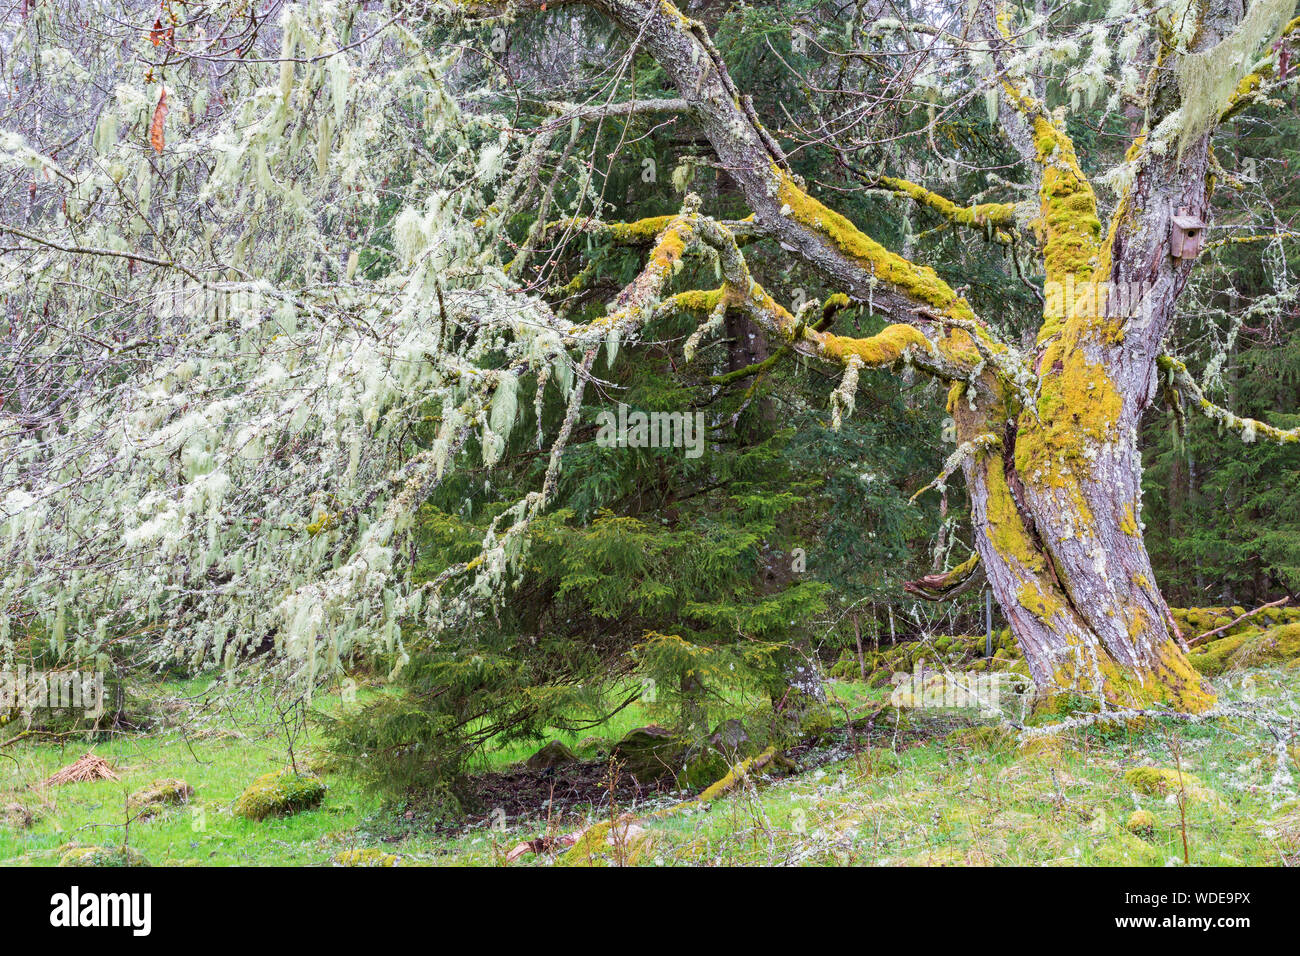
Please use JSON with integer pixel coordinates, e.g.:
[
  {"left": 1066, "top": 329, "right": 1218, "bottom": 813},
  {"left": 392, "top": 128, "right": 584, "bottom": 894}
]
[
  {"left": 682, "top": 750, "right": 730, "bottom": 789},
  {"left": 128, "top": 778, "right": 193, "bottom": 819},
  {"left": 798, "top": 705, "right": 834, "bottom": 743},
  {"left": 59, "top": 844, "right": 150, "bottom": 867},
  {"left": 1172, "top": 606, "right": 1300, "bottom": 643},
  {"left": 233, "top": 769, "right": 326, "bottom": 820},
  {"left": 332, "top": 847, "right": 399, "bottom": 867},
  {"left": 1190, "top": 623, "right": 1300, "bottom": 675},
  {"left": 682, "top": 719, "right": 759, "bottom": 789},
  {"left": 1171, "top": 606, "right": 1235, "bottom": 639},
  {"left": 1095, "top": 827, "right": 1164, "bottom": 865},
  {"left": 829, "top": 649, "right": 863, "bottom": 680},
  {"left": 867, "top": 668, "right": 894, "bottom": 688},
  {"left": 525, "top": 740, "right": 577, "bottom": 771},
  {"left": 1126, "top": 809, "right": 1157, "bottom": 839},
  {"left": 1188, "top": 630, "right": 1257, "bottom": 675},
  {"left": 574, "top": 736, "right": 611, "bottom": 760},
  {"left": 611, "top": 726, "right": 684, "bottom": 782},
  {"left": 1228, "top": 623, "right": 1300, "bottom": 668},
  {"left": 695, "top": 746, "right": 781, "bottom": 803},
  {"left": 1122, "top": 766, "right": 1217, "bottom": 804}
]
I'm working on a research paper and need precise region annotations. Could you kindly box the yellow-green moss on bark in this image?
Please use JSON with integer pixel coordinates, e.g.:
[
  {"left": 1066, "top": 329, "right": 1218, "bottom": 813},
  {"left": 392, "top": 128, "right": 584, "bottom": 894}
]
[
  {"left": 878, "top": 175, "right": 1018, "bottom": 233},
  {"left": 1049, "top": 638, "right": 1215, "bottom": 713},
  {"left": 775, "top": 171, "right": 976, "bottom": 322},
  {"left": 1014, "top": 341, "right": 1123, "bottom": 498},
  {"left": 816, "top": 324, "right": 929, "bottom": 365},
  {"left": 1018, "top": 581, "right": 1065, "bottom": 623},
  {"left": 982, "top": 455, "right": 1047, "bottom": 573}
]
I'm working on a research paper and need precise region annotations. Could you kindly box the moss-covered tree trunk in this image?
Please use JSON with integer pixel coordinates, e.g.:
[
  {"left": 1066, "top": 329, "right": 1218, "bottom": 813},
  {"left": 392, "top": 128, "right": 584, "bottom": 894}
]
[
  {"left": 932, "top": 0, "right": 1248, "bottom": 713},
  {"left": 952, "top": 367, "right": 1213, "bottom": 712}
]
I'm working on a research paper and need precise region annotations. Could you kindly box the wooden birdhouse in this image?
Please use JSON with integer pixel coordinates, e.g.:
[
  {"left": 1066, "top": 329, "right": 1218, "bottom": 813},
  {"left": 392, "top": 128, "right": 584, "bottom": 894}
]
[{"left": 1171, "top": 208, "right": 1206, "bottom": 260}]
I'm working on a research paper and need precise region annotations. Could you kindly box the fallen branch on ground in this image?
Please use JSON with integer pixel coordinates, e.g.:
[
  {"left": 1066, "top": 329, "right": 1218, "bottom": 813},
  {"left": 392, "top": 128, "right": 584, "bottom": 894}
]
[{"left": 1189, "top": 597, "right": 1292, "bottom": 647}]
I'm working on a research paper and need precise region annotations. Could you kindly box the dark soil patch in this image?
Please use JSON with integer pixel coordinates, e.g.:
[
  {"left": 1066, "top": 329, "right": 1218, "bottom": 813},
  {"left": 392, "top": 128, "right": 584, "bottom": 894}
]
[
  {"left": 451, "top": 704, "right": 979, "bottom": 831},
  {"left": 460, "top": 759, "right": 682, "bottom": 829}
]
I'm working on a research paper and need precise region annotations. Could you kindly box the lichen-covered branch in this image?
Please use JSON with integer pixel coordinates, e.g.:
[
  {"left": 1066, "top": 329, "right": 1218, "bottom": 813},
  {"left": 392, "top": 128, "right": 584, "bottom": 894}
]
[
  {"left": 463, "top": 0, "right": 989, "bottom": 335},
  {"left": 688, "top": 217, "right": 978, "bottom": 384},
  {"left": 1220, "top": 16, "right": 1300, "bottom": 122},
  {"left": 541, "top": 214, "right": 759, "bottom": 247},
  {"left": 909, "top": 433, "right": 1002, "bottom": 505},
  {"left": 904, "top": 552, "right": 984, "bottom": 601},
  {"left": 1159, "top": 354, "right": 1300, "bottom": 446},
  {"left": 997, "top": 80, "right": 1103, "bottom": 338}
]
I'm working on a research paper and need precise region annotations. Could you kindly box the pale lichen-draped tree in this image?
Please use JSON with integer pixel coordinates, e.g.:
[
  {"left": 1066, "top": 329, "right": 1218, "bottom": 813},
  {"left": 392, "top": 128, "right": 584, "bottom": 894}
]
[{"left": 1, "top": 0, "right": 1298, "bottom": 713}]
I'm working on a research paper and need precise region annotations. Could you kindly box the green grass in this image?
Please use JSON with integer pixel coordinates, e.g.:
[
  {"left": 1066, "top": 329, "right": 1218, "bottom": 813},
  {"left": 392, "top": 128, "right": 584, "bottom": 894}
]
[
  {"left": 0, "top": 677, "right": 382, "bottom": 866},
  {"left": 626, "top": 667, "right": 1300, "bottom": 866},
  {"left": 3, "top": 665, "right": 1298, "bottom": 866}
]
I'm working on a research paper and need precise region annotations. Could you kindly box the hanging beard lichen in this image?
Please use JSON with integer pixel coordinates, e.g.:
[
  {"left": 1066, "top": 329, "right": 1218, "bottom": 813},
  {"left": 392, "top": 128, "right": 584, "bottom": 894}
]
[{"left": 1175, "top": 0, "right": 1296, "bottom": 156}]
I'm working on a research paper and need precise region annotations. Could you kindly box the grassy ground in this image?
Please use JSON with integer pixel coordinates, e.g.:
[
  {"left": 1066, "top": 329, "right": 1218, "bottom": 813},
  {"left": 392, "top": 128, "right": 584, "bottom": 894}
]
[{"left": 2, "top": 664, "right": 1298, "bottom": 866}]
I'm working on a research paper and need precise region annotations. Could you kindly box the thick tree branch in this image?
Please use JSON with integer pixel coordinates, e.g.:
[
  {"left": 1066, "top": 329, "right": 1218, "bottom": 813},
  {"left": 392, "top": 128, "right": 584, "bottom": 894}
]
[
  {"left": 689, "top": 217, "right": 977, "bottom": 382},
  {"left": 543, "top": 213, "right": 759, "bottom": 246},
  {"left": 904, "top": 551, "right": 983, "bottom": 601},
  {"left": 460, "top": 0, "right": 986, "bottom": 334}
]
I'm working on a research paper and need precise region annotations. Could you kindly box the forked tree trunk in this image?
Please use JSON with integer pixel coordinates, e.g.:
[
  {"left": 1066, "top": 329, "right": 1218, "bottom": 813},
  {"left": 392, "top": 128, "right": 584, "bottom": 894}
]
[{"left": 941, "top": 0, "right": 1242, "bottom": 714}]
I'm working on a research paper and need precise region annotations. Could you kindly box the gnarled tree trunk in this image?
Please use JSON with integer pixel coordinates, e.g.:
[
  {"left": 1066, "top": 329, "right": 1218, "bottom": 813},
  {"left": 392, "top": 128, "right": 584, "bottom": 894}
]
[{"left": 953, "top": 365, "right": 1211, "bottom": 712}]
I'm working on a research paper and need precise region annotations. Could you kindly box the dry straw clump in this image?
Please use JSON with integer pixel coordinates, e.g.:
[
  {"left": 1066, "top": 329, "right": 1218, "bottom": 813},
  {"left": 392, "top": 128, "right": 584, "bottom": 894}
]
[{"left": 41, "top": 752, "right": 120, "bottom": 787}]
